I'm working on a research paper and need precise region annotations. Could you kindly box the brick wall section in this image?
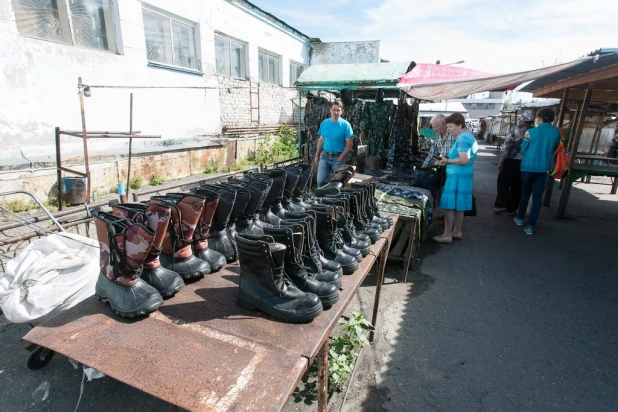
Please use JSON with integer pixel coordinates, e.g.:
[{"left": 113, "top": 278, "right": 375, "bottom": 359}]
[{"left": 217, "top": 76, "right": 298, "bottom": 127}]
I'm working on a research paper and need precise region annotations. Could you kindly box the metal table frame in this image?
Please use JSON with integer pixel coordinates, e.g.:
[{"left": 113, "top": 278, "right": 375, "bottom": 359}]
[{"left": 23, "top": 215, "right": 398, "bottom": 411}]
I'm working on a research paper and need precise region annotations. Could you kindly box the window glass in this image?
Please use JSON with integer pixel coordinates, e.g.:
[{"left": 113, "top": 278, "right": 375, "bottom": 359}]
[
  {"left": 13, "top": 0, "right": 71, "bottom": 44},
  {"left": 171, "top": 20, "right": 197, "bottom": 69},
  {"left": 230, "top": 40, "right": 244, "bottom": 78},
  {"left": 70, "top": 0, "right": 114, "bottom": 51},
  {"left": 143, "top": 9, "right": 173, "bottom": 66},
  {"left": 215, "top": 35, "right": 230, "bottom": 76}
]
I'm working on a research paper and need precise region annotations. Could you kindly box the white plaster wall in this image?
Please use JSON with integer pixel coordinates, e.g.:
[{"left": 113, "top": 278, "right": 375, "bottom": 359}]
[
  {"left": 0, "top": 0, "right": 223, "bottom": 160},
  {"left": 311, "top": 41, "right": 381, "bottom": 65},
  {"left": 211, "top": 0, "right": 309, "bottom": 86}
]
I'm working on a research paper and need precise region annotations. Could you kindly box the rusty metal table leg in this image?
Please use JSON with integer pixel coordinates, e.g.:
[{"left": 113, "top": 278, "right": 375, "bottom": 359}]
[
  {"left": 370, "top": 238, "right": 389, "bottom": 343},
  {"left": 317, "top": 340, "right": 329, "bottom": 412},
  {"left": 401, "top": 217, "right": 417, "bottom": 283}
]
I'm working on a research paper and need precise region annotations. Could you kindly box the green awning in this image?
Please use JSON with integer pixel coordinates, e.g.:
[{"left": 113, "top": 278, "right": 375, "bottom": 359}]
[{"left": 295, "top": 62, "right": 415, "bottom": 90}]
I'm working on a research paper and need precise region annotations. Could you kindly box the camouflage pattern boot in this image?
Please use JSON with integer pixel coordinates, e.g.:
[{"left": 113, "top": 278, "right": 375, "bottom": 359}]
[
  {"left": 153, "top": 193, "right": 211, "bottom": 279},
  {"left": 94, "top": 212, "right": 163, "bottom": 317},
  {"left": 112, "top": 203, "right": 184, "bottom": 297},
  {"left": 192, "top": 188, "right": 227, "bottom": 272}
]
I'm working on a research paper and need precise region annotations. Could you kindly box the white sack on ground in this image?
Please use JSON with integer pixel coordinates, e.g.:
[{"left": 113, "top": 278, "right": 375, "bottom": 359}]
[{"left": 0, "top": 233, "right": 99, "bottom": 323}]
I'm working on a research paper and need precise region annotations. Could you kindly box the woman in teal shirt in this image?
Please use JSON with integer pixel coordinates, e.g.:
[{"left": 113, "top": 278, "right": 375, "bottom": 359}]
[
  {"left": 514, "top": 108, "right": 560, "bottom": 235},
  {"left": 434, "top": 113, "right": 478, "bottom": 243}
]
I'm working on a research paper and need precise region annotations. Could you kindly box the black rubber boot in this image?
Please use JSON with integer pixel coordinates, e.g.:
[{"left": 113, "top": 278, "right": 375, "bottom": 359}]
[
  {"left": 250, "top": 171, "right": 286, "bottom": 225},
  {"left": 313, "top": 181, "right": 343, "bottom": 197},
  {"left": 290, "top": 164, "right": 315, "bottom": 209},
  {"left": 278, "top": 219, "right": 342, "bottom": 289},
  {"left": 263, "top": 169, "right": 288, "bottom": 219},
  {"left": 342, "top": 191, "right": 380, "bottom": 243},
  {"left": 312, "top": 208, "right": 359, "bottom": 275},
  {"left": 352, "top": 182, "right": 393, "bottom": 227},
  {"left": 226, "top": 179, "right": 272, "bottom": 235},
  {"left": 200, "top": 185, "right": 239, "bottom": 263},
  {"left": 263, "top": 226, "right": 339, "bottom": 308},
  {"left": 282, "top": 166, "right": 305, "bottom": 212},
  {"left": 236, "top": 233, "right": 323, "bottom": 323}
]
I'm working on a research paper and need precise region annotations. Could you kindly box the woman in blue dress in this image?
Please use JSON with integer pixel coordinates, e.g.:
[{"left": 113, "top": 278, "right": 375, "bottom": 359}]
[{"left": 434, "top": 112, "right": 478, "bottom": 243}]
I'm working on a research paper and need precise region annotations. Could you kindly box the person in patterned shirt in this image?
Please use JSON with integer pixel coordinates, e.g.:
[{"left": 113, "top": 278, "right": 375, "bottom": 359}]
[{"left": 422, "top": 114, "right": 457, "bottom": 168}]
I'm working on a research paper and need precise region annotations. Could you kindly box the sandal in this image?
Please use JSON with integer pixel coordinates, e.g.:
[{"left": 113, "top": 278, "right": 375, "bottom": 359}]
[
  {"left": 432, "top": 235, "right": 452, "bottom": 244},
  {"left": 452, "top": 234, "right": 464, "bottom": 240}
]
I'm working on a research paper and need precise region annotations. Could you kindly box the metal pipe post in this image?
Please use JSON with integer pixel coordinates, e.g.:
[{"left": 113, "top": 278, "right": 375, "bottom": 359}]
[
  {"left": 126, "top": 93, "right": 134, "bottom": 201},
  {"left": 55, "top": 127, "right": 63, "bottom": 211},
  {"left": 78, "top": 77, "right": 91, "bottom": 204},
  {"left": 317, "top": 340, "right": 329, "bottom": 412}
]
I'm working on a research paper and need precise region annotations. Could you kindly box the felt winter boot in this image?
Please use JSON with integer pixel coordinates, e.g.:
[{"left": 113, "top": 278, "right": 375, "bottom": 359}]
[
  {"left": 111, "top": 203, "right": 184, "bottom": 297},
  {"left": 235, "top": 233, "right": 323, "bottom": 323},
  {"left": 94, "top": 212, "right": 163, "bottom": 317},
  {"left": 191, "top": 188, "right": 227, "bottom": 272},
  {"left": 152, "top": 193, "right": 211, "bottom": 278}
]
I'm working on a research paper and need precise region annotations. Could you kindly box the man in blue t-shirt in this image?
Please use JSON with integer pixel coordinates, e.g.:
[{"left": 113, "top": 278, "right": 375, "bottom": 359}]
[{"left": 313, "top": 101, "right": 355, "bottom": 186}]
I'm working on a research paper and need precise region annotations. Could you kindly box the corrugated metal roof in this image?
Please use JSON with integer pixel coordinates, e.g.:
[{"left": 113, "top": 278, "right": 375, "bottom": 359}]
[
  {"left": 520, "top": 48, "right": 618, "bottom": 92},
  {"left": 295, "top": 62, "right": 415, "bottom": 90}
]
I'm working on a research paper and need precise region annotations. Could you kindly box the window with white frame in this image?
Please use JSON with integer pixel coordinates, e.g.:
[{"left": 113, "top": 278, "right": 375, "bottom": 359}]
[
  {"left": 215, "top": 33, "right": 246, "bottom": 79},
  {"left": 12, "top": 0, "right": 118, "bottom": 52},
  {"left": 142, "top": 5, "right": 200, "bottom": 71},
  {"left": 290, "top": 61, "right": 304, "bottom": 85},
  {"left": 258, "top": 49, "right": 280, "bottom": 85}
]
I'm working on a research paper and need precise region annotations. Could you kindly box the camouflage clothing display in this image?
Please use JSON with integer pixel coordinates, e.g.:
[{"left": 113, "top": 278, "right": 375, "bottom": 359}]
[
  {"left": 363, "top": 100, "right": 396, "bottom": 167},
  {"left": 375, "top": 183, "right": 433, "bottom": 240},
  {"left": 341, "top": 89, "right": 365, "bottom": 165},
  {"left": 387, "top": 96, "right": 418, "bottom": 172},
  {"left": 304, "top": 96, "right": 331, "bottom": 164}
]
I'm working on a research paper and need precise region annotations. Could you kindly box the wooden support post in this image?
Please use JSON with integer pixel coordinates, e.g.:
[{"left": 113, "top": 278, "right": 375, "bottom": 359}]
[
  {"left": 55, "top": 127, "right": 63, "bottom": 211},
  {"left": 543, "top": 89, "right": 570, "bottom": 206},
  {"left": 592, "top": 111, "right": 606, "bottom": 155},
  {"left": 566, "top": 102, "right": 582, "bottom": 154},
  {"left": 370, "top": 237, "right": 390, "bottom": 343},
  {"left": 556, "top": 83, "right": 593, "bottom": 218},
  {"left": 317, "top": 340, "right": 329, "bottom": 412},
  {"left": 401, "top": 217, "right": 417, "bottom": 283}
]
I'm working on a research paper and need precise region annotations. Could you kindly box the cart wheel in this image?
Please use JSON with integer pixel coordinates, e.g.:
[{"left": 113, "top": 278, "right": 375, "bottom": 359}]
[{"left": 27, "top": 346, "right": 55, "bottom": 370}]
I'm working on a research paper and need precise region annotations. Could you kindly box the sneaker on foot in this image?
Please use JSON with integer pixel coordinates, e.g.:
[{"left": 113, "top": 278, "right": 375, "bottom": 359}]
[
  {"left": 494, "top": 207, "right": 507, "bottom": 213},
  {"left": 513, "top": 216, "right": 524, "bottom": 226},
  {"left": 524, "top": 225, "right": 534, "bottom": 235}
]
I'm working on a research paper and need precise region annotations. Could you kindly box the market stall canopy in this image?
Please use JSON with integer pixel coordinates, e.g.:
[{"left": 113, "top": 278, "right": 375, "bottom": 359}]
[
  {"left": 521, "top": 48, "right": 618, "bottom": 102},
  {"left": 399, "top": 59, "right": 591, "bottom": 100},
  {"left": 295, "top": 61, "right": 415, "bottom": 90}
]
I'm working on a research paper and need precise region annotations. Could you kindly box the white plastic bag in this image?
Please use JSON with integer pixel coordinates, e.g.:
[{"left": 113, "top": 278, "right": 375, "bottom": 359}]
[{"left": 0, "top": 233, "right": 99, "bottom": 323}]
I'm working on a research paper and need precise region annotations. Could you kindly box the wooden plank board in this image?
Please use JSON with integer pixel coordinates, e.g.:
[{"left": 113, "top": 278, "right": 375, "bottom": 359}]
[{"left": 390, "top": 222, "right": 412, "bottom": 257}]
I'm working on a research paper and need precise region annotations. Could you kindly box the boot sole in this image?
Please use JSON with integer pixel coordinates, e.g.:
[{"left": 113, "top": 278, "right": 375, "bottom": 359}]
[
  {"left": 339, "top": 261, "right": 359, "bottom": 275},
  {"left": 319, "top": 292, "right": 340, "bottom": 309},
  {"left": 313, "top": 187, "right": 341, "bottom": 197},
  {"left": 237, "top": 291, "right": 323, "bottom": 323},
  {"left": 96, "top": 294, "right": 163, "bottom": 318},
  {"left": 158, "top": 277, "right": 186, "bottom": 298}
]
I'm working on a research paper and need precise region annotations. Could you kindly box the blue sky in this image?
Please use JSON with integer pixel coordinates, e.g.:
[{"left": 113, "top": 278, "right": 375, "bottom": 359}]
[{"left": 250, "top": 0, "right": 615, "bottom": 74}]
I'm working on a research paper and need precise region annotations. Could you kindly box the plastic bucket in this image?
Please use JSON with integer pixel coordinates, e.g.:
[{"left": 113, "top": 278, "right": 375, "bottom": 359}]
[{"left": 61, "top": 177, "right": 88, "bottom": 205}]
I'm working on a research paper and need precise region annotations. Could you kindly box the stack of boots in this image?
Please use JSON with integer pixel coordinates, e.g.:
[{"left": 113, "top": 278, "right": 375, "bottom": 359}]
[
  {"left": 281, "top": 167, "right": 305, "bottom": 212},
  {"left": 262, "top": 169, "right": 288, "bottom": 219},
  {"left": 235, "top": 233, "right": 323, "bottom": 323},
  {"left": 278, "top": 219, "right": 342, "bottom": 289},
  {"left": 151, "top": 194, "right": 211, "bottom": 278},
  {"left": 308, "top": 204, "right": 363, "bottom": 263},
  {"left": 200, "top": 185, "right": 238, "bottom": 263},
  {"left": 339, "top": 191, "right": 380, "bottom": 244},
  {"left": 345, "top": 186, "right": 388, "bottom": 230},
  {"left": 93, "top": 212, "right": 163, "bottom": 317},
  {"left": 226, "top": 179, "right": 272, "bottom": 234},
  {"left": 191, "top": 188, "right": 227, "bottom": 272},
  {"left": 351, "top": 182, "right": 393, "bottom": 228},
  {"left": 323, "top": 193, "right": 372, "bottom": 244},
  {"left": 212, "top": 183, "right": 250, "bottom": 256},
  {"left": 314, "top": 198, "right": 371, "bottom": 257},
  {"left": 313, "top": 164, "right": 355, "bottom": 197},
  {"left": 112, "top": 203, "right": 184, "bottom": 297},
  {"left": 290, "top": 164, "right": 314, "bottom": 209},
  {"left": 311, "top": 207, "right": 360, "bottom": 275},
  {"left": 284, "top": 210, "right": 344, "bottom": 277},
  {"left": 263, "top": 226, "right": 339, "bottom": 308},
  {"left": 248, "top": 171, "right": 285, "bottom": 225}
]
